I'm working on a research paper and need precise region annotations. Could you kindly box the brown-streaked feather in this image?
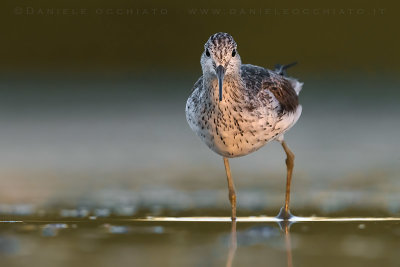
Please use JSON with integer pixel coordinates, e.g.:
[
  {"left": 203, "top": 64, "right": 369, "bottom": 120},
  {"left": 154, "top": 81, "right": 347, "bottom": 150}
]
[{"left": 241, "top": 64, "right": 299, "bottom": 113}]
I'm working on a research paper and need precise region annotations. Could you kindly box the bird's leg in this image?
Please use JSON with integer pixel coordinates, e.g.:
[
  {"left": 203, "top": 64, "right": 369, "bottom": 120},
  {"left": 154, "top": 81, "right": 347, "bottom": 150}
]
[
  {"left": 277, "top": 140, "right": 295, "bottom": 220},
  {"left": 223, "top": 157, "right": 237, "bottom": 221}
]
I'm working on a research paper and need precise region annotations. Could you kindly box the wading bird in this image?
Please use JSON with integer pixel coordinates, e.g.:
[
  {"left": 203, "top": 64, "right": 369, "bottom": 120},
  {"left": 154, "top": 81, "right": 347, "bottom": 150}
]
[{"left": 186, "top": 32, "right": 303, "bottom": 220}]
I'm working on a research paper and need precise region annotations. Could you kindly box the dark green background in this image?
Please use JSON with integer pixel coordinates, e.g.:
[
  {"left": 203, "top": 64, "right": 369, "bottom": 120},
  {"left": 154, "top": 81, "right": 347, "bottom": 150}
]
[{"left": 1, "top": 0, "right": 398, "bottom": 75}]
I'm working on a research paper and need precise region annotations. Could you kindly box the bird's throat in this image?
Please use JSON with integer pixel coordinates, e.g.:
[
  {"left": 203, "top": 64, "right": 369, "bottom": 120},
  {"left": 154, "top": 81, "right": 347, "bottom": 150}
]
[{"left": 204, "top": 75, "right": 242, "bottom": 105}]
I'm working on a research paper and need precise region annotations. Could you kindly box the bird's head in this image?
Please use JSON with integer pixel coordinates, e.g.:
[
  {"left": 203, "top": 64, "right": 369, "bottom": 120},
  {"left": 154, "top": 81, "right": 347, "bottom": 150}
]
[{"left": 200, "top": 32, "right": 241, "bottom": 101}]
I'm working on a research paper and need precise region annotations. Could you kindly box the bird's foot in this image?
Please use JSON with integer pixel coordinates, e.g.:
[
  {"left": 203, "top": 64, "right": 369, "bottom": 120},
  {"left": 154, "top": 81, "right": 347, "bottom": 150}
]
[
  {"left": 276, "top": 207, "right": 294, "bottom": 221},
  {"left": 276, "top": 208, "right": 295, "bottom": 232}
]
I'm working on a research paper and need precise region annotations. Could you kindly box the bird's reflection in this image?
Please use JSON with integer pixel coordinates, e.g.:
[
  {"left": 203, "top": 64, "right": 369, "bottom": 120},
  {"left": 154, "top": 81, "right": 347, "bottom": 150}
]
[
  {"left": 226, "top": 221, "right": 237, "bottom": 267},
  {"left": 226, "top": 220, "right": 294, "bottom": 267},
  {"left": 280, "top": 220, "right": 293, "bottom": 267}
]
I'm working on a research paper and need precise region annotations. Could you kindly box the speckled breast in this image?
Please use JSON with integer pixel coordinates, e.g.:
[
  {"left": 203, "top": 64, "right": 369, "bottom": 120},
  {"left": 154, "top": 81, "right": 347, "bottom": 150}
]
[{"left": 186, "top": 96, "right": 280, "bottom": 158}]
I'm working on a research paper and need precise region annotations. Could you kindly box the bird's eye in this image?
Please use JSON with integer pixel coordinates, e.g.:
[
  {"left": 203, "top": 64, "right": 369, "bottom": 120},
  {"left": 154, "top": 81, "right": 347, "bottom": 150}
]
[
  {"left": 232, "top": 49, "right": 236, "bottom": 57},
  {"left": 205, "top": 49, "right": 210, "bottom": 57}
]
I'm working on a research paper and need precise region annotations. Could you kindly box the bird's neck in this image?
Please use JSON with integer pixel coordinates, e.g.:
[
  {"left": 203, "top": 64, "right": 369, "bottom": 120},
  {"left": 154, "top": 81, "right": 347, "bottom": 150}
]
[{"left": 203, "top": 72, "right": 244, "bottom": 105}]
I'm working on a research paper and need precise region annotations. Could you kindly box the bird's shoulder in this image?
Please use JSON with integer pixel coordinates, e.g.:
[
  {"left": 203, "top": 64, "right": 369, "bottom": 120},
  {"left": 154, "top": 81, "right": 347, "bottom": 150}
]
[{"left": 240, "top": 64, "right": 299, "bottom": 113}]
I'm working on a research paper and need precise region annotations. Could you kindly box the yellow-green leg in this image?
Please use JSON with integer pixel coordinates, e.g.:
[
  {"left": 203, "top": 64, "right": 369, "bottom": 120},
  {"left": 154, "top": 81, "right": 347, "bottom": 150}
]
[
  {"left": 277, "top": 140, "right": 295, "bottom": 220},
  {"left": 223, "top": 157, "right": 237, "bottom": 221}
]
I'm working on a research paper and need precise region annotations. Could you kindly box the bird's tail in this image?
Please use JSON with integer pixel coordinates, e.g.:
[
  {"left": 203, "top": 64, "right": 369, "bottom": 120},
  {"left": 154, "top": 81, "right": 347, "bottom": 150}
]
[
  {"left": 274, "top": 62, "right": 298, "bottom": 76},
  {"left": 275, "top": 62, "right": 302, "bottom": 95}
]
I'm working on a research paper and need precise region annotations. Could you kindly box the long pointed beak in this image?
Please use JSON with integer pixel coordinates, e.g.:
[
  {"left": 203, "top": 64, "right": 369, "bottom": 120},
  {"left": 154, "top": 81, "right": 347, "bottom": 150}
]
[{"left": 216, "top": 65, "right": 225, "bottom": 101}]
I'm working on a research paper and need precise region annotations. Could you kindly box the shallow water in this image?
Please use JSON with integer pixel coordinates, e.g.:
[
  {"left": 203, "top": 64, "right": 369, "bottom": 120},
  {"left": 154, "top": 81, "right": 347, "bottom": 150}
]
[{"left": 1, "top": 216, "right": 399, "bottom": 267}]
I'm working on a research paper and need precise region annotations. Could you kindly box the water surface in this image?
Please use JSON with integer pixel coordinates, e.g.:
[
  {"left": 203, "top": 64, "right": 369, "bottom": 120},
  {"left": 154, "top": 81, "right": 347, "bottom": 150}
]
[{"left": 1, "top": 216, "right": 399, "bottom": 267}]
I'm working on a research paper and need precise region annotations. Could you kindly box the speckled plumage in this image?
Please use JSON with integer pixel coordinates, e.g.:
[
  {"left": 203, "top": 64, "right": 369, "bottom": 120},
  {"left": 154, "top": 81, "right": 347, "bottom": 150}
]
[{"left": 186, "top": 33, "right": 303, "bottom": 158}]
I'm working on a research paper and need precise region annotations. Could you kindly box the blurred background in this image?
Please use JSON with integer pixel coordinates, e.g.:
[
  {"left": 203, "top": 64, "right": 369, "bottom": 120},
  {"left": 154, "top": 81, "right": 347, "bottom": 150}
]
[{"left": 0, "top": 0, "right": 399, "bottom": 218}]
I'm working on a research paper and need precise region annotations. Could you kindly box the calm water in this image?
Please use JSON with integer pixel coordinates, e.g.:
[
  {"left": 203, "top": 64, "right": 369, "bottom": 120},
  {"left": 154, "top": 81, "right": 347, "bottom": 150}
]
[{"left": 1, "top": 217, "right": 399, "bottom": 267}]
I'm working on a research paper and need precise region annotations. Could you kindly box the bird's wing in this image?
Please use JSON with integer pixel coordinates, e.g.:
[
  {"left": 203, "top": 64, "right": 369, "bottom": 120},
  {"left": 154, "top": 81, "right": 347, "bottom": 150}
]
[
  {"left": 241, "top": 64, "right": 299, "bottom": 114},
  {"left": 190, "top": 76, "right": 203, "bottom": 94}
]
